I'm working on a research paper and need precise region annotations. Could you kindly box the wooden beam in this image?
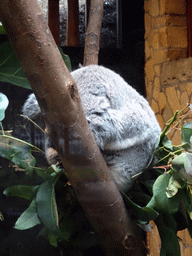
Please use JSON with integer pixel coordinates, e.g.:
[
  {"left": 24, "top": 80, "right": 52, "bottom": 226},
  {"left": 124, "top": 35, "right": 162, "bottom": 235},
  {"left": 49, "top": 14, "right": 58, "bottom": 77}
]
[
  {"left": 187, "top": 0, "right": 192, "bottom": 57},
  {"left": 67, "top": 0, "right": 79, "bottom": 47},
  {"left": 48, "top": 0, "right": 60, "bottom": 45}
]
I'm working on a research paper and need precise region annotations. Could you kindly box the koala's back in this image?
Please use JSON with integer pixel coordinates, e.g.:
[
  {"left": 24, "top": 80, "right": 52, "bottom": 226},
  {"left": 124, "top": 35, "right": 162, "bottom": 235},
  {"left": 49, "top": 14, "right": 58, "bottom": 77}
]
[
  {"left": 70, "top": 65, "right": 161, "bottom": 191},
  {"left": 72, "top": 65, "right": 160, "bottom": 150},
  {"left": 22, "top": 65, "right": 161, "bottom": 191}
]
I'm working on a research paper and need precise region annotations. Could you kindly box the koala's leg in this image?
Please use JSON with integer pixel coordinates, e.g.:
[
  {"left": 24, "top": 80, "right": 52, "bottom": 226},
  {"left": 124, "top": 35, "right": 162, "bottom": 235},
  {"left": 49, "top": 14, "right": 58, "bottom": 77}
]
[{"left": 45, "top": 136, "right": 60, "bottom": 165}]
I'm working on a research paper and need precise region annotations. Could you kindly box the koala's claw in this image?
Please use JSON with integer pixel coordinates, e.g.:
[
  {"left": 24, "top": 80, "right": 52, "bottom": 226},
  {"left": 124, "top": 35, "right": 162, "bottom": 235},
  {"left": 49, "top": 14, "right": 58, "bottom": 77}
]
[{"left": 45, "top": 148, "right": 60, "bottom": 165}]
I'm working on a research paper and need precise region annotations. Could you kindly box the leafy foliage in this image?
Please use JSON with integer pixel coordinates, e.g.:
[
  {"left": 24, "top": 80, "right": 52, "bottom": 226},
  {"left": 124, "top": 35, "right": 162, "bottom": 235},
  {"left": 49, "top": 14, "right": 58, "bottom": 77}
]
[
  {"left": 125, "top": 104, "right": 192, "bottom": 256},
  {"left": 1, "top": 105, "right": 192, "bottom": 255},
  {"left": 0, "top": 131, "right": 36, "bottom": 171},
  {"left": 0, "top": 41, "right": 30, "bottom": 89},
  {"left": 14, "top": 199, "right": 41, "bottom": 230}
]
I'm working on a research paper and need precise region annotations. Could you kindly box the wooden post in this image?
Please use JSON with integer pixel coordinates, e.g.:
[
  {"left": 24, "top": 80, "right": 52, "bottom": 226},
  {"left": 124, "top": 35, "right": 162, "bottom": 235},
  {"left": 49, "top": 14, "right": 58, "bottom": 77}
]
[
  {"left": 48, "top": 0, "right": 60, "bottom": 45},
  {"left": 66, "top": 0, "right": 80, "bottom": 46}
]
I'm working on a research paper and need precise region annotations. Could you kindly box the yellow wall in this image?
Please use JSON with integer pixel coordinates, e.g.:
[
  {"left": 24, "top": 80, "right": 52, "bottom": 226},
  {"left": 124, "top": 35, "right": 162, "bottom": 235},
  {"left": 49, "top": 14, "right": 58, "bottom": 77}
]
[{"left": 144, "top": 0, "right": 192, "bottom": 255}]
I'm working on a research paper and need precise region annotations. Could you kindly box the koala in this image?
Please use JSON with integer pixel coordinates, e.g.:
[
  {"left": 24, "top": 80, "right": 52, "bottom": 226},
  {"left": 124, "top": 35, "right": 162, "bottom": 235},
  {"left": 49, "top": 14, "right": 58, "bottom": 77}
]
[{"left": 22, "top": 65, "right": 161, "bottom": 192}]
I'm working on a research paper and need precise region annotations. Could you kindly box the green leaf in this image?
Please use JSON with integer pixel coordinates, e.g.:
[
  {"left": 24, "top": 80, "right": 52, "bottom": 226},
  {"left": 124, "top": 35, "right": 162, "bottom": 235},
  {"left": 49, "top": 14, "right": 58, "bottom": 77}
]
[
  {"left": 60, "top": 214, "right": 79, "bottom": 242},
  {"left": 0, "top": 41, "right": 31, "bottom": 89},
  {"left": 58, "top": 47, "right": 72, "bottom": 72},
  {"left": 0, "top": 42, "right": 72, "bottom": 89},
  {"left": 172, "top": 152, "right": 192, "bottom": 185},
  {"left": 0, "top": 93, "right": 9, "bottom": 121},
  {"left": 36, "top": 177, "right": 63, "bottom": 237},
  {"left": 0, "top": 24, "right": 6, "bottom": 35},
  {"left": 155, "top": 214, "right": 181, "bottom": 256},
  {"left": 162, "top": 136, "right": 173, "bottom": 150},
  {"left": 166, "top": 176, "right": 183, "bottom": 198},
  {"left": 14, "top": 199, "right": 41, "bottom": 230},
  {"left": 147, "top": 173, "right": 180, "bottom": 214},
  {"left": 122, "top": 192, "right": 158, "bottom": 222},
  {"left": 0, "top": 134, "right": 36, "bottom": 171},
  {"left": 48, "top": 233, "right": 59, "bottom": 247},
  {"left": 34, "top": 167, "right": 55, "bottom": 181},
  {"left": 3, "top": 185, "right": 39, "bottom": 200},
  {"left": 181, "top": 122, "right": 192, "bottom": 150}
]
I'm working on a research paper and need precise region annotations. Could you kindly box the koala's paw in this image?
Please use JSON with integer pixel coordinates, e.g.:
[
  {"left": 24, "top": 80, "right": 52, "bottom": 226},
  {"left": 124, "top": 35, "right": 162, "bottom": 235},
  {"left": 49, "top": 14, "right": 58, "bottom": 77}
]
[{"left": 45, "top": 147, "right": 60, "bottom": 165}]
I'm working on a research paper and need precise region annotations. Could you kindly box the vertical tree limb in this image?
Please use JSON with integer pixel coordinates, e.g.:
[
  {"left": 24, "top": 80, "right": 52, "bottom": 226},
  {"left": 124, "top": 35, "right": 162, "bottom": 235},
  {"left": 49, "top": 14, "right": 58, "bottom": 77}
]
[
  {"left": 83, "top": 0, "right": 104, "bottom": 66},
  {"left": 0, "top": 0, "right": 147, "bottom": 254}
]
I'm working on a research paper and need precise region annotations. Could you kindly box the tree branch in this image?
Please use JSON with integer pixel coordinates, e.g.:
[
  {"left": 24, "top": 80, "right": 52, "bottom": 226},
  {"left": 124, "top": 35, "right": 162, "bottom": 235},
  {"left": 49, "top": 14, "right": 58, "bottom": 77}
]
[
  {"left": 83, "top": 0, "right": 104, "bottom": 66},
  {"left": 0, "top": 0, "right": 147, "bottom": 254}
]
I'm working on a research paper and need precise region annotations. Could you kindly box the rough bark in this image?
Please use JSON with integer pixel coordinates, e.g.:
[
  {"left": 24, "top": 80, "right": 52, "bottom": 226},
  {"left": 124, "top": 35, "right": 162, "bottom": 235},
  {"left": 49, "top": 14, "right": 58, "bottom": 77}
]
[
  {"left": 83, "top": 0, "right": 104, "bottom": 66},
  {"left": 0, "top": 0, "right": 147, "bottom": 254}
]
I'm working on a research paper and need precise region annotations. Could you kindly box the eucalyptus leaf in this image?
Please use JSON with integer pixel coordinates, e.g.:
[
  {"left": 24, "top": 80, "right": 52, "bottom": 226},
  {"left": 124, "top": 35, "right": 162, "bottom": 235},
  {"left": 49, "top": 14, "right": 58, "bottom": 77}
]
[
  {"left": 147, "top": 173, "right": 180, "bottom": 214},
  {"left": 14, "top": 199, "right": 41, "bottom": 230},
  {"left": 166, "top": 176, "right": 183, "bottom": 198},
  {"left": 155, "top": 214, "right": 180, "bottom": 256},
  {"left": 0, "top": 24, "right": 6, "bottom": 35},
  {"left": 172, "top": 152, "right": 192, "bottom": 185},
  {"left": 36, "top": 177, "right": 63, "bottom": 237},
  {"left": 181, "top": 122, "right": 192, "bottom": 151},
  {"left": 34, "top": 167, "right": 55, "bottom": 181},
  {"left": 0, "top": 134, "right": 36, "bottom": 171},
  {"left": 0, "top": 93, "right": 9, "bottom": 121},
  {"left": 48, "top": 233, "right": 59, "bottom": 247},
  {"left": 122, "top": 192, "right": 158, "bottom": 222},
  {"left": 3, "top": 185, "right": 39, "bottom": 200},
  {"left": 162, "top": 136, "right": 173, "bottom": 150},
  {"left": 0, "top": 41, "right": 30, "bottom": 89},
  {"left": 58, "top": 47, "right": 72, "bottom": 72},
  {"left": 60, "top": 214, "right": 80, "bottom": 242}
]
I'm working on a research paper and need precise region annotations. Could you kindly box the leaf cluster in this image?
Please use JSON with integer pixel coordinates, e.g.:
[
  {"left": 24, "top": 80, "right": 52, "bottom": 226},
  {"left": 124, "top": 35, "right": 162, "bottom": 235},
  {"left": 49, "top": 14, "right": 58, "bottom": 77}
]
[
  {"left": 123, "top": 104, "right": 192, "bottom": 256},
  {"left": 0, "top": 95, "right": 99, "bottom": 250},
  {"left": 1, "top": 100, "right": 192, "bottom": 255}
]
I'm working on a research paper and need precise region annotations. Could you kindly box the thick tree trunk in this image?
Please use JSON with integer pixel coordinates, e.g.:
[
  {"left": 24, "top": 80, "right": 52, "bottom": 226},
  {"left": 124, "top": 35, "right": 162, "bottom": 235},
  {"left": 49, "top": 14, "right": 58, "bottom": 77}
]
[{"left": 0, "top": 0, "right": 147, "bottom": 254}]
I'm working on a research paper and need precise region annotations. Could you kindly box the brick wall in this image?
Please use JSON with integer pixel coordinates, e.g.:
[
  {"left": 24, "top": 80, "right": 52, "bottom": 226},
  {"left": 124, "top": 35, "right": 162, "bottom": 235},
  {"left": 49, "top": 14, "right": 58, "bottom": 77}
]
[
  {"left": 144, "top": 0, "right": 187, "bottom": 128},
  {"left": 144, "top": 0, "right": 192, "bottom": 255}
]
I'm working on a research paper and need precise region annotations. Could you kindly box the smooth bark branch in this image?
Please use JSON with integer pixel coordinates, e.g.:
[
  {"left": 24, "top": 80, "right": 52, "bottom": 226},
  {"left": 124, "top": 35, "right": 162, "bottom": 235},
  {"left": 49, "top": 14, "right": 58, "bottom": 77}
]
[
  {"left": 0, "top": 0, "right": 147, "bottom": 254},
  {"left": 83, "top": 0, "right": 104, "bottom": 66}
]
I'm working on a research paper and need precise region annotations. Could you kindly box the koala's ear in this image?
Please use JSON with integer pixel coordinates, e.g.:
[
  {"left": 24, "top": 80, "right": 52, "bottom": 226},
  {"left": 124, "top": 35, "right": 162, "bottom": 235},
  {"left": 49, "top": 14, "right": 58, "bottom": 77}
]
[{"left": 22, "top": 93, "right": 41, "bottom": 119}]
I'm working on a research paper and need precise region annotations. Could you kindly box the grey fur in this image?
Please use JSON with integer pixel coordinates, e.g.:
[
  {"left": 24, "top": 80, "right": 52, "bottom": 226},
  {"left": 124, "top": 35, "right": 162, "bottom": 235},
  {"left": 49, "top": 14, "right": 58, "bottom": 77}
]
[{"left": 22, "top": 65, "right": 161, "bottom": 191}]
